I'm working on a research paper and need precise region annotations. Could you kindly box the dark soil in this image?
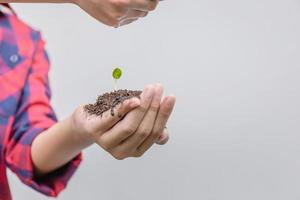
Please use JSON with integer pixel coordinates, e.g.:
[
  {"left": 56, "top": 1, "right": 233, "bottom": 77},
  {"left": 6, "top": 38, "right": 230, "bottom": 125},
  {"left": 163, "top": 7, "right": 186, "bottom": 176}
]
[{"left": 84, "top": 89, "right": 142, "bottom": 117}]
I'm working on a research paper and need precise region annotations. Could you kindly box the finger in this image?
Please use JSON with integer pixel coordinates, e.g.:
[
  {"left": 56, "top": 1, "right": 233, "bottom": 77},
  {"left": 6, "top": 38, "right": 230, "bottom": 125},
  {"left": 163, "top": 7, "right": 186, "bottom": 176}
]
[
  {"left": 155, "top": 128, "right": 169, "bottom": 145},
  {"left": 118, "top": 18, "right": 139, "bottom": 27},
  {"left": 127, "top": 0, "right": 159, "bottom": 11},
  {"left": 118, "top": 84, "right": 164, "bottom": 152},
  {"left": 119, "top": 9, "right": 148, "bottom": 21},
  {"left": 86, "top": 97, "right": 141, "bottom": 133},
  {"left": 136, "top": 95, "right": 176, "bottom": 155},
  {"left": 99, "top": 84, "right": 155, "bottom": 148}
]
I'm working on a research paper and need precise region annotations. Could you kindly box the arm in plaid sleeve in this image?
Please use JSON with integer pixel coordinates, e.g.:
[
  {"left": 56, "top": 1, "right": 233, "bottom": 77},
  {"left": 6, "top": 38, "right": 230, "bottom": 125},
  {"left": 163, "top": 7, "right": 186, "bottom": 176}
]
[{"left": 4, "top": 32, "right": 82, "bottom": 197}]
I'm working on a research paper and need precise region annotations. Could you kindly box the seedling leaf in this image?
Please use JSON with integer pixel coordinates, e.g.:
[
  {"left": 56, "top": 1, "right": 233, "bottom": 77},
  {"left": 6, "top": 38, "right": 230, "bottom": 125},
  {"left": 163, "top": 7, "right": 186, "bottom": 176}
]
[{"left": 112, "top": 68, "right": 122, "bottom": 80}]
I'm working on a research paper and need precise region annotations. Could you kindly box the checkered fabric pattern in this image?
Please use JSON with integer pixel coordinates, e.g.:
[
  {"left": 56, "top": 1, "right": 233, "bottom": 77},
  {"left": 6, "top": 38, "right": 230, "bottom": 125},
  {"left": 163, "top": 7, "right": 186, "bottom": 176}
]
[{"left": 0, "top": 4, "right": 82, "bottom": 200}]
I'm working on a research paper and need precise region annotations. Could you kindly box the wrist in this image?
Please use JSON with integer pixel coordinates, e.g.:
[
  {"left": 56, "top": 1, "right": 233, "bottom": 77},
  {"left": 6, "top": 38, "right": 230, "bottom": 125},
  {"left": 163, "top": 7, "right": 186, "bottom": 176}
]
[{"left": 65, "top": 116, "right": 95, "bottom": 150}]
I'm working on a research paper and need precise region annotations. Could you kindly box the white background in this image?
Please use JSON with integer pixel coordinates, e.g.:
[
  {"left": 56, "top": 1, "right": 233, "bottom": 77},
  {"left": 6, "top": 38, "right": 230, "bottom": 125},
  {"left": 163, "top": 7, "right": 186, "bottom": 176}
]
[{"left": 7, "top": 0, "right": 300, "bottom": 199}]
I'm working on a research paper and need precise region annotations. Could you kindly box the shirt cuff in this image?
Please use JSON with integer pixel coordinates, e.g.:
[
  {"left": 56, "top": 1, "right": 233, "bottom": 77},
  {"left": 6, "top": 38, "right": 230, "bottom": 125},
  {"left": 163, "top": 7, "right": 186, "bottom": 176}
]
[{"left": 5, "top": 127, "right": 82, "bottom": 197}]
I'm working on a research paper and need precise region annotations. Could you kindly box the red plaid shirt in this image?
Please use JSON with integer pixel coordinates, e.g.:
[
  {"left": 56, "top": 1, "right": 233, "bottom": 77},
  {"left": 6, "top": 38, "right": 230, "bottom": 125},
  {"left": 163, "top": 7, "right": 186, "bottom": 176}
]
[{"left": 0, "top": 4, "right": 81, "bottom": 200}]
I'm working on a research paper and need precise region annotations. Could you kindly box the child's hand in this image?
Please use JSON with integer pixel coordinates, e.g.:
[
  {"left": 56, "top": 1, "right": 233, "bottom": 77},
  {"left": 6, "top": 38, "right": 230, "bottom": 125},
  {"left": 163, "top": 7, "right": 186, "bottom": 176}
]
[{"left": 71, "top": 84, "right": 176, "bottom": 159}]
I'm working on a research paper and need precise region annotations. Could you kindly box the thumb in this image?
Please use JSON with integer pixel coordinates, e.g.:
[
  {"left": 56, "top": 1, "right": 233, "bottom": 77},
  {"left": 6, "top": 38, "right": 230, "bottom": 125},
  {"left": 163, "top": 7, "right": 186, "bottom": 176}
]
[{"left": 86, "top": 97, "right": 141, "bottom": 134}]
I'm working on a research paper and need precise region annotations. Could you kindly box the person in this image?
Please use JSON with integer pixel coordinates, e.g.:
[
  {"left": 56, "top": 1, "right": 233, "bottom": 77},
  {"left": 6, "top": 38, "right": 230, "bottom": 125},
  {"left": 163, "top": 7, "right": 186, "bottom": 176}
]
[{"left": 0, "top": 1, "right": 176, "bottom": 200}]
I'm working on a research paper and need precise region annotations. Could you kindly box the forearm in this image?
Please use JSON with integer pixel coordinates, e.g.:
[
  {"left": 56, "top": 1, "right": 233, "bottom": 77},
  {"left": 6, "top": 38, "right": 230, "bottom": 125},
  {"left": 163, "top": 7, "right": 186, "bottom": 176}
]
[{"left": 31, "top": 116, "right": 93, "bottom": 177}]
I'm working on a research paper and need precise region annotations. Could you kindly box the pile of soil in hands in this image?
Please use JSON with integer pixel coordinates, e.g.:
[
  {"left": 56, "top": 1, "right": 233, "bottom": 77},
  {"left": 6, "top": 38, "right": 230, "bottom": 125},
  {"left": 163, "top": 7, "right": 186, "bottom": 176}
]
[{"left": 84, "top": 89, "right": 142, "bottom": 117}]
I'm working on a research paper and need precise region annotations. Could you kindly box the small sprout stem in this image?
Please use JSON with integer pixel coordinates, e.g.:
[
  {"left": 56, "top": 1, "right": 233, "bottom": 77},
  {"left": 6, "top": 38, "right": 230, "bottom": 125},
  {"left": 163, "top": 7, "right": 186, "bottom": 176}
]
[{"left": 114, "top": 79, "right": 117, "bottom": 91}]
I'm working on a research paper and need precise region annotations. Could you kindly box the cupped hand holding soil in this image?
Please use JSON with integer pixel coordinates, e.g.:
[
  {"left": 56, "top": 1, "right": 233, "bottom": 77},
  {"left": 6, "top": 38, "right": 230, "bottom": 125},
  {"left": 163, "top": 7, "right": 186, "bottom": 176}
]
[
  {"left": 84, "top": 89, "right": 142, "bottom": 117},
  {"left": 72, "top": 84, "right": 176, "bottom": 160}
]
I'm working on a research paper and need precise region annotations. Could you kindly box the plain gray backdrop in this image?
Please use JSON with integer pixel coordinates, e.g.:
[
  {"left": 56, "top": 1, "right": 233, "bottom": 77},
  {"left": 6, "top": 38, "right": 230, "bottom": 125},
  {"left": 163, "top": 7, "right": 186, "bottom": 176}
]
[{"left": 7, "top": 0, "right": 300, "bottom": 199}]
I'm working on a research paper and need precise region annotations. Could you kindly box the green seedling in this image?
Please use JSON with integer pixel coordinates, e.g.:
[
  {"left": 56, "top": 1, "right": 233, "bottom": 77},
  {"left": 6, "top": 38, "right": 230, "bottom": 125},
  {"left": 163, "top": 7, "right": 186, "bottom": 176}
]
[{"left": 112, "top": 67, "right": 122, "bottom": 91}]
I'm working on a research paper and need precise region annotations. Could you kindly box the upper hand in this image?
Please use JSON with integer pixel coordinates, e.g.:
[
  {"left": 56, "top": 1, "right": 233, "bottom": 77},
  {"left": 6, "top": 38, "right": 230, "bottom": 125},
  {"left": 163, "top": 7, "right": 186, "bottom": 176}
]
[{"left": 73, "top": 0, "right": 160, "bottom": 27}]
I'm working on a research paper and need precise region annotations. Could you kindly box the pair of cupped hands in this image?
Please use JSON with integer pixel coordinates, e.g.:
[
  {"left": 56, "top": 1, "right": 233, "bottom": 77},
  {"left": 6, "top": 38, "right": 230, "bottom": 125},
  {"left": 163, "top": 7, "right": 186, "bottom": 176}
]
[
  {"left": 69, "top": 1, "right": 171, "bottom": 159},
  {"left": 72, "top": 0, "right": 161, "bottom": 27},
  {"left": 72, "top": 84, "right": 176, "bottom": 160}
]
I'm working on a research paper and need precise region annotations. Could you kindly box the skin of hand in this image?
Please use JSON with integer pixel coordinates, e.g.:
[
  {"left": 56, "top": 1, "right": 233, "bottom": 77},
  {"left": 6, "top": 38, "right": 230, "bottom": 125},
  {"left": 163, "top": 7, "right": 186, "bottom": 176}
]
[
  {"left": 72, "top": 0, "right": 160, "bottom": 27},
  {"left": 4, "top": 0, "right": 160, "bottom": 27},
  {"left": 31, "top": 84, "right": 176, "bottom": 176},
  {"left": 71, "top": 83, "right": 176, "bottom": 159}
]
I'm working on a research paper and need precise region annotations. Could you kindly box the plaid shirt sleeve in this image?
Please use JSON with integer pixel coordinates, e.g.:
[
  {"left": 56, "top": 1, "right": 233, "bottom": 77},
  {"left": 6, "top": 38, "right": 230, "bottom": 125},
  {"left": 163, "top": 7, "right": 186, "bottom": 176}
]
[{"left": 3, "top": 32, "right": 82, "bottom": 197}]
